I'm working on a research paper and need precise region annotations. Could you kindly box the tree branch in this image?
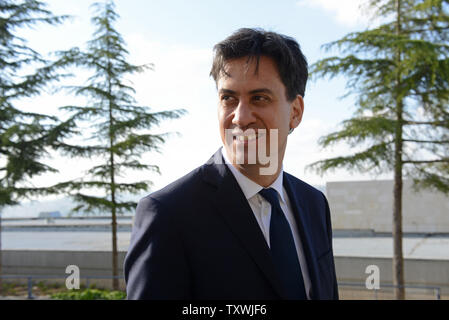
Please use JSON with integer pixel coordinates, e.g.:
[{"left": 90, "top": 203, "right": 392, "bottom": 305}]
[
  {"left": 403, "top": 159, "right": 449, "bottom": 164},
  {"left": 404, "top": 120, "right": 449, "bottom": 127},
  {"left": 403, "top": 139, "right": 449, "bottom": 144}
]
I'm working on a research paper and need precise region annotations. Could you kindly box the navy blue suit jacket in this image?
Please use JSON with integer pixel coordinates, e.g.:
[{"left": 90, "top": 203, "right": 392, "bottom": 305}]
[{"left": 124, "top": 150, "right": 339, "bottom": 300}]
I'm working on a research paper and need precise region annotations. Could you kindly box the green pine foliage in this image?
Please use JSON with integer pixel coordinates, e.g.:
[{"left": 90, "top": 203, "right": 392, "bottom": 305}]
[
  {"left": 51, "top": 288, "right": 126, "bottom": 300},
  {"left": 309, "top": 0, "right": 448, "bottom": 299},
  {"left": 0, "top": 0, "right": 70, "bottom": 209},
  {"left": 55, "top": 0, "right": 184, "bottom": 217},
  {"left": 53, "top": 1, "right": 185, "bottom": 289},
  {"left": 309, "top": 0, "right": 449, "bottom": 193}
]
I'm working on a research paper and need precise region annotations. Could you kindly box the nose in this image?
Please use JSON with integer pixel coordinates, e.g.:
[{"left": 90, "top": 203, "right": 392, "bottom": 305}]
[{"left": 232, "top": 100, "right": 256, "bottom": 128}]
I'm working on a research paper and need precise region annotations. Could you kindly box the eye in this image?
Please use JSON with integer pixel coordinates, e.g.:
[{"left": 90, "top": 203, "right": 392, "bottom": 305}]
[
  {"left": 252, "top": 95, "right": 269, "bottom": 102},
  {"left": 220, "top": 95, "right": 237, "bottom": 105}
]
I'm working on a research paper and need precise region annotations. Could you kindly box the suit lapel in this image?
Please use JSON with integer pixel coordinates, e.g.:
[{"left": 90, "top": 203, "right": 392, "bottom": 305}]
[
  {"left": 201, "top": 150, "right": 284, "bottom": 298},
  {"left": 283, "top": 173, "right": 321, "bottom": 299}
]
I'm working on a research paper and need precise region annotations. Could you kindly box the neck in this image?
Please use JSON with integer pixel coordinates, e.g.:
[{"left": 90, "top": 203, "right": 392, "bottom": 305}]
[
  {"left": 235, "top": 164, "right": 282, "bottom": 187},
  {"left": 224, "top": 148, "right": 284, "bottom": 187}
]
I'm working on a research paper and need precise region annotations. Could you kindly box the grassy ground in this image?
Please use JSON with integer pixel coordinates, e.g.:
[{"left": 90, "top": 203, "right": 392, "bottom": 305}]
[
  {"left": 2, "top": 282, "right": 444, "bottom": 300},
  {"left": 0, "top": 281, "right": 66, "bottom": 297},
  {"left": 0, "top": 281, "right": 126, "bottom": 299},
  {"left": 339, "top": 287, "right": 447, "bottom": 300}
]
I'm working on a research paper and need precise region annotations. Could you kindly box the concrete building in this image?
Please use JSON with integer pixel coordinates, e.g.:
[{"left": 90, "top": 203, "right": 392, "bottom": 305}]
[
  {"left": 1, "top": 181, "right": 449, "bottom": 299},
  {"left": 327, "top": 180, "right": 449, "bottom": 234},
  {"left": 38, "top": 211, "right": 61, "bottom": 218}
]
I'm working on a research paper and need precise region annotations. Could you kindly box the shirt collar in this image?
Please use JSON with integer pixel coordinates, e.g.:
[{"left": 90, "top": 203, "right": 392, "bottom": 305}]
[{"left": 221, "top": 147, "right": 285, "bottom": 203}]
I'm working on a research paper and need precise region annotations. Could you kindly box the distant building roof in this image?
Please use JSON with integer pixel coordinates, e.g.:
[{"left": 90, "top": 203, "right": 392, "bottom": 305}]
[
  {"left": 327, "top": 180, "right": 449, "bottom": 233},
  {"left": 38, "top": 211, "right": 61, "bottom": 218},
  {"left": 1, "top": 222, "right": 448, "bottom": 260}
]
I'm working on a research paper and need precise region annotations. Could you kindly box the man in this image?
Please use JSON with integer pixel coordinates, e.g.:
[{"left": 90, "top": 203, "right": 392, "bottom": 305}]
[{"left": 124, "top": 28, "right": 339, "bottom": 300}]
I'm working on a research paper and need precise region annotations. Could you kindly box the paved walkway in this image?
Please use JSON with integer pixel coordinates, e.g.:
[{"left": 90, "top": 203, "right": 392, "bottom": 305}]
[{"left": 3, "top": 230, "right": 449, "bottom": 260}]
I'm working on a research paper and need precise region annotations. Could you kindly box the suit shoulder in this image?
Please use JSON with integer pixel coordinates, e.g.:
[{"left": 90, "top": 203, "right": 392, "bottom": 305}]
[
  {"left": 284, "top": 172, "right": 326, "bottom": 200},
  {"left": 133, "top": 165, "right": 205, "bottom": 228},
  {"left": 141, "top": 164, "right": 205, "bottom": 205}
]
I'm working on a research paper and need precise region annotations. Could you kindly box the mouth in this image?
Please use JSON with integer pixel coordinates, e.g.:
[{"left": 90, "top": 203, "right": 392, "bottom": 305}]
[
  {"left": 233, "top": 130, "right": 266, "bottom": 144},
  {"left": 235, "top": 133, "right": 258, "bottom": 142}
]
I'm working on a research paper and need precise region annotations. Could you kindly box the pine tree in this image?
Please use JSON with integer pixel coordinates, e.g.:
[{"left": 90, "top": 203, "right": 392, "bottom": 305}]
[
  {"left": 55, "top": 1, "right": 185, "bottom": 290},
  {"left": 0, "top": 0, "right": 69, "bottom": 293},
  {"left": 309, "top": 0, "right": 449, "bottom": 299}
]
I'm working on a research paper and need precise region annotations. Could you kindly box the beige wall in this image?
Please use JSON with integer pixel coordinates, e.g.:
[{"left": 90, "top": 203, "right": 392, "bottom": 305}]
[
  {"left": 335, "top": 256, "right": 449, "bottom": 299},
  {"left": 2, "top": 250, "right": 448, "bottom": 298},
  {"left": 1, "top": 250, "right": 127, "bottom": 290},
  {"left": 327, "top": 180, "right": 449, "bottom": 233}
]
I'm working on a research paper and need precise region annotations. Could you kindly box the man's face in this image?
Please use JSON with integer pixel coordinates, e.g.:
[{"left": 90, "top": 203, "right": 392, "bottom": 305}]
[{"left": 217, "top": 55, "right": 304, "bottom": 174}]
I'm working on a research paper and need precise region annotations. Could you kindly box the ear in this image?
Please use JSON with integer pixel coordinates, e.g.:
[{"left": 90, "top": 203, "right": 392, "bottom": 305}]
[{"left": 289, "top": 95, "right": 304, "bottom": 130}]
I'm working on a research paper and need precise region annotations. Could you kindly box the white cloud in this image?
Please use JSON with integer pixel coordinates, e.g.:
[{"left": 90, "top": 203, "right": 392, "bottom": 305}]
[
  {"left": 26, "top": 34, "right": 223, "bottom": 196},
  {"left": 124, "top": 34, "right": 223, "bottom": 191},
  {"left": 284, "top": 116, "right": 392, "bottom": 187},
  {"left": 14, "top": 31, "right": 381, "bottom": 209},
  {"left": 296, "top": 0, "right": 372, "bottom": 27}
]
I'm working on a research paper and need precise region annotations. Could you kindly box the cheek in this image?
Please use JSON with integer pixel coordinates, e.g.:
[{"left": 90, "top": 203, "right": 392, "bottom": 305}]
[
  {"left": 218, "top": 107, "right": 231, "bottom": 128},
  {"left": 264, "top": 110, "right": 287, "bottom": 131},
  {"left": 280, "top": 105, "right": 293, "bottom": 129},
  {"left": 268, "top": 109, "right": 290, "bottom": 141},
  {"left": 218, "top": 110, "right": 230, "bottom": 144}
]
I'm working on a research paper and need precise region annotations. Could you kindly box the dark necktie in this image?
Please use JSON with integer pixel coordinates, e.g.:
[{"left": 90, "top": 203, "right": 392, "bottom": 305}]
[{"left": 259, "top": 187, "right": 307, "bottom": 300}]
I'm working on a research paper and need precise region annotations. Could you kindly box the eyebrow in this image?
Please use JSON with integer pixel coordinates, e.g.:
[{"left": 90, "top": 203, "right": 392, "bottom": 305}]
[
  {"left": 249, "top": 88, "right": 273, "bottom": 95},
  {"left": 218, "top": 88, "right": 236, "bottom": 95},
  {"left": 218, "top": 88, "right": 274, "bottom": 95}
]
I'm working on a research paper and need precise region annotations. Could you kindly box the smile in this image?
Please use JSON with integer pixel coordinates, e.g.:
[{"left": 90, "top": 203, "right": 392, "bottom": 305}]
[
  {"left": 236, "top": 134, "right": 257, "bottom": 142},
  {"left": 233, "top": 131, "right": 266, "bottom": 143}
]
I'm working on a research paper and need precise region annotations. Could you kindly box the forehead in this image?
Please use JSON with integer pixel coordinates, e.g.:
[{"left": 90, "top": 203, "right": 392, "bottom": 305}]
[{"left": 217, "top": 56, "right": 284, "bottom": 91}]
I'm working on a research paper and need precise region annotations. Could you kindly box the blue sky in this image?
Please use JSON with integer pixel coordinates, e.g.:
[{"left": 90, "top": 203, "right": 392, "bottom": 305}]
[{"left": 11, "top": 0, "right": 394, "bottom": 207}]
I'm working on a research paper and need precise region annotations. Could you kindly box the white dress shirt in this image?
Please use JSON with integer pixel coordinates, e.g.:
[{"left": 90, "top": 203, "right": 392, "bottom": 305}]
[{"left": 221, "top": 148, "right": 311, "bottom": 298}]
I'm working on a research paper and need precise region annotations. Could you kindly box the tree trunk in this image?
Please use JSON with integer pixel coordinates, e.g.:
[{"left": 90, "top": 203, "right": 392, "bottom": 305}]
[
  {"left": 107, "top": 51, "right": 119, "bottom": 291},
  {"left": 0, "top": 213, "right": 2, "bottom": 295},
  {"left": 111, "top": 200, "right": 119, "bottom": 291},
  {"left": 109, "top": 112, "right": 119, "bottom": 291},
  {"left": 109, "top": 103, "right": 119, "bottom": 291},
  {"left": 393, "top": 136, "right": 405, "bottom": 300},
  {"left": 393, "top": 0, "right": 405, "bottom": 300}
]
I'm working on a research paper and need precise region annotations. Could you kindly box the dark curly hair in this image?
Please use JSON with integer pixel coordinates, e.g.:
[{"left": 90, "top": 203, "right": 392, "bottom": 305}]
[{"left": 210, "top": 28, "right": 308, "bottom": 101}]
